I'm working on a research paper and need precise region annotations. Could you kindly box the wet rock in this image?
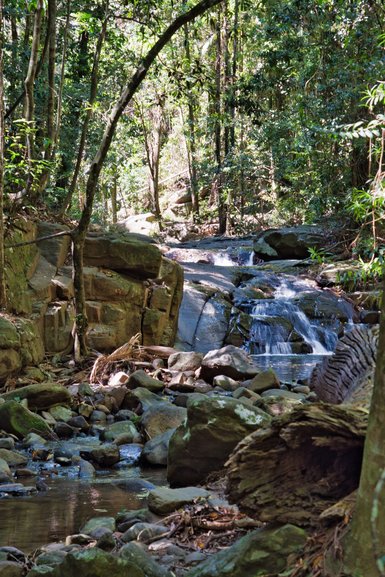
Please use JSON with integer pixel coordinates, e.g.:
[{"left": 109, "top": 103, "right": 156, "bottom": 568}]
[
  {"left": 15, "top": 468, "right": 35, "bottom": 478},
  {"left": 116, "top": 509, "right": 155, "bottom": 532},
  {"left": 123, "top": 388, "right": 166, "bottom": 413},
  {"left": 168, "top": 352, "right": 203, "bottom": 372},
  {"left": 0, "top": 438, "right": 15, "bottom": 451},
  {"left": 261, "top": 389, "right": 306, "bottom": 402},
  {"left": 141, "top": 429, "right": 174, "bottom": 466},
  {"left": 253, "top": 225, "right": 326, "bottom": 260},
  {"left": 95, "top": 529, "right": 115, "bottom": 551},
  {"left": 0, "top": 548, "right": 25, "bottom": 563},
  {"left": 0, "top": 561, "right": 24, "bottom": 577},
  {"left": 0, "top": 401, "right": 53, "bottom": 439},
  {"left": 34, "top": 547, "right": 145, "bottom": 577},
  {"left": 90, "top": 410, "right": 107, "bottom": 423},
  {"left": 54, "top": 422, "right": 75, "bottom": 439},
  {"left": 102, "top": 421, "right": 140, "bottom": 443},
  {"left": 167, "top": 396, "right": 271, "bottom": 487},
  {"left": 128, "top": 370, "right": 164, "bottom": 393},
  {"left": 67, "top": 416, "right": 89, "bottom": 431},
  {"left": 0, "top": 483, "right": 36, "bottom": 496},
  {"left": 293, "top": 291, "right": 353, "bottom": 322},
  {"left": 119, "top": 542, "right": 173, "bottom": 577},
  {"left": 121, "top": 522, "right": 168, "bottom": 544},
  {"left": 232, "top": 387, "right": 262, "bottom": 403},
  {"left": 141, "top": 404, "right": 186, "bottom": 440},
  {"left": 245, "top": 368, "right": 280, "bottom": 394},
  {"left": 48, "top": 406, "right": 73, "bottom": 422},
  {"left": 200, "top": 345, "right": 259, "bottom": 383},
  {"left": 212, "top": 375, "right": 239, "bottom": 392},
  {"left": 0, "top": 384, "right": 71, "bottom": 411},
  {"left": 148, "top": 486, "right": 210, "bottom": 515},
  {"left": 185, "top": 524, "right": 307, "bottom": 577},
  {"left": 115, "top": 409, "right": 136, "bottom": 421},
  {"left": 0, "top": 449, "right": 27, "bottom": 467},
  {"left": 77, "top": 458, "right": 96, "bottom": 478},
  {"left": 0, "top": 458, "right": 11, "bottom": 482},
  {"left": 35, "top": 551, "right": 67, "bottom": 567},
  {"left": 80, "top": 516, "right": 115, "bottom": 535},
  {"left": 87, "top": 444, "right": 120, "bottom": 467}
]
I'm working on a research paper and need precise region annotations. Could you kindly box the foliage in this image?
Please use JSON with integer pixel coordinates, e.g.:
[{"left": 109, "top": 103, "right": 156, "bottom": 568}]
[{"left": 1, "top": 0, "right": 385, "bottom": 231}]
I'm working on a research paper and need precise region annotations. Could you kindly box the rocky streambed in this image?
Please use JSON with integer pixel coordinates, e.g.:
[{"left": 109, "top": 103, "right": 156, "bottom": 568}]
[
  {"left": 0, "top": 227, "right": 380, "bottom": 577},
  {"left": 0, "top": 342, "right": 328, "bottom": 577}
]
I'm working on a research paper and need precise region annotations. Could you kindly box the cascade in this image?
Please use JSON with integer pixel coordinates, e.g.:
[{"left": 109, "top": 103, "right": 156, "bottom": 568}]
[{"left": 246, "top": 277, "right": 347, "bottom": 355}]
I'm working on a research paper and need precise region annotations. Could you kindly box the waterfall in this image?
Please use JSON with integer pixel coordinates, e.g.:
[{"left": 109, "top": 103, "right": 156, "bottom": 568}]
[{"left": 248, "top": 277, "right": 338, "bottom": 355}]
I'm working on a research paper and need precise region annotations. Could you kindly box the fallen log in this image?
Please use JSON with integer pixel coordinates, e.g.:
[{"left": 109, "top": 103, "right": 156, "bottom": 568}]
[{"left": 226, "top": 403, "right": 367, "bottom": 526}]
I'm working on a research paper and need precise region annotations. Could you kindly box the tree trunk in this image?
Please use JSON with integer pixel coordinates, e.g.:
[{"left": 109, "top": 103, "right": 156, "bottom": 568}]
[
  {"left": 51, "top": 0, "right": 70, "bottom": 167},
  {"left": 226, "top": 403, "right": 367, "bottom": 527},
  {"left": 72, "top": 0, "right": 225, "bottom": 357},
  {"left": 214, "top": 5, "right": 226, "bottom": 234},
  {"left": 0, "top": 0, "right": 7, "bottom": 308},
  {"left": 60, "top": 14, "right": 108, "bottom": 215},
  {"left": 183, "top": 21, "right": 199, "bottom": 217},
  {"left": 39, "top": 0, "right": 57, "bottom": 193},
  {"left": 111, "top": 174, "right": 118, "bottom": 224},
  {"left": 344, "top": 276, "right": 385, "bottom": 577},
  {"left": 6, "top": 18, "right": 50, "bottom": 120},
  {"left": 23, "top": 0, "right": 44, "bottom": 198}
]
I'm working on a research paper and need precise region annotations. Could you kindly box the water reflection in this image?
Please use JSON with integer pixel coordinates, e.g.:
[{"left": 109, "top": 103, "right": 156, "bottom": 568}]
[
  {"left": 251, "top": 353, "right": 329, "bottom": 382},
  {"left": 0, "top": 467, "right": 167, "bottom": 552}
]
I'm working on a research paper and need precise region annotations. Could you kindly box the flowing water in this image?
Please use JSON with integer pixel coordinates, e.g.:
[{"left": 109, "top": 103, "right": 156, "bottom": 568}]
[
  {"left": 0, "top": 241, "right": 356, "bottom": 552},
  {"left": 0, "top": 464, "right": 167, "bottom": 552},
  {"left": 245, "top": 276, "right": 351, "bottom": 355}
]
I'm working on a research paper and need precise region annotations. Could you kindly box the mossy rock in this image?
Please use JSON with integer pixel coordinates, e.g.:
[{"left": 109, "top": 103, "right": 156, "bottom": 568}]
[
  {"left": 1, "top": 383, "right": 71, "bottom": 411},
  {"left": 186, "top": 524, "right": 307, "bottom": 577},
  {"left": 0, "top": 317, "right": 20, "bottom": 349},
  {"left": 0, "top": 401, "right": 54, "bottom": 439},
  {"left": 49, "top": 547, "right": 145, "bottom": 577}
]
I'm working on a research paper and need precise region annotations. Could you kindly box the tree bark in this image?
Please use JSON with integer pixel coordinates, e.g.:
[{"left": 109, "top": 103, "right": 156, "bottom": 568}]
[
  {"left": 183, "top": 20, "right": 199, "bottom": 217},
  {"left": 226, "top": 403, "right": 367, "bottom": 527},
  {"left": 139, "top": 96, "right": 166, "bottom": 223},
  {"left": 23, "top": 0, "right": 44, "bottom": 198},
  {"left": 214, "top": 5, "right": 226, "bottom": 234},
  {"left": 0, "top": 0, "right": 7, "bottom": 308},
  {"left": 39, "top": 0, "right": 57, "bottom": 193},
  {"left": 344, "top": 276, "right": 385, "bottom": 577},
  {"left": 111, "top": 174, "right": 118, "bottom": 224},
  {"left": 60, "top": 14, "right": 108, "bottom": 215},
  {"left": 72, "top": 0, "right": 225, "bottom": 357},
  {"left": 52, "top": 0, "right": 70, "bottom": 158}
]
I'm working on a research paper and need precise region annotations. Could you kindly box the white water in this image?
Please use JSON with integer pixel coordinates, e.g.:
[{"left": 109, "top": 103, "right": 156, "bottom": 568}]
[
  {"left": 211, "top": 252, "right": 237, "bottom": 266},
  {"left": 249, "top": 277, "right": 337, "bottom": 355}
]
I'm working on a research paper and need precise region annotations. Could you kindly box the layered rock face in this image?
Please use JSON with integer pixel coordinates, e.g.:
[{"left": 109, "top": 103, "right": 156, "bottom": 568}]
[{"left": 1, "top": 220, "right": 183, "bottom": 381}]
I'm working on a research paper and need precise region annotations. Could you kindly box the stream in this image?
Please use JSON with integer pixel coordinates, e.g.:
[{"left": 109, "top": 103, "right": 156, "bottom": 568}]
[{"left": 0, "top": 236, "right": 358, "bottom": 552}]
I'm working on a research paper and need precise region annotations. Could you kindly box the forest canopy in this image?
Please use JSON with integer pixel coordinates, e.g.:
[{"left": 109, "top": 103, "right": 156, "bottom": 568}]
[{"left": 2, "top": 0, "right": 384, "bottom": 236}]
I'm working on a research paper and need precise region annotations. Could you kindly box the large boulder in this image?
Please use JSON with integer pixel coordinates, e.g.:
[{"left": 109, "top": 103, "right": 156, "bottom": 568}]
[
  {"left": 27, "top": 548, "right": 145, "bottom": 577},
  {"left": 119, "top": 542, "right": 172, "bottom": 577},
  {"left": 185, "top": 524, "right": 307, "bottom": 577},
  {"left": 167, "top": 395, "right": 271, "bottom": 486},
  {"left": 1, "top": 383, "right": 71, "bottom": 411},
  {"left": 141, "top": 429, "right": 175, "bottom": 466},
  {"left": 200, "top": 345, "right": 259, "bottom": 383},
  {"left": 0, "top": 401, "right": 53, "bottom": 439},
  {"left": 141, "top": 404, "right": 187, "bottom": 440},
  {"left": 253, "top": 225, "right": 326, "bottom": 260},
  {"left": 293, "top": 291, "right": 354, "bottom": 321},
  {"left": 84, "top": 233, "right": 162, "bottom": 278},
  {"left": 148, "top": 486, "right": 210, "bottom": 515}
]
